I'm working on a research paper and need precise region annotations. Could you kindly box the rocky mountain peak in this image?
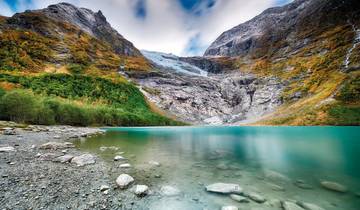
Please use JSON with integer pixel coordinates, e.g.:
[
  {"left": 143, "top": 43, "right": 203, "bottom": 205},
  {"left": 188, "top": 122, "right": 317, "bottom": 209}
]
[{"left": 36, "top": 2, "right": 142, "bottom": 56}]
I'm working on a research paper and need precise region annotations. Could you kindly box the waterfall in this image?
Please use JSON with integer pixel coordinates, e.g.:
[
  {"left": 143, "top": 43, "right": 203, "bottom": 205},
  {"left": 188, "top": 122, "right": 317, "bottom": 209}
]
[{"left": 344, "top": 24, "right": 360, "bottom": 69}]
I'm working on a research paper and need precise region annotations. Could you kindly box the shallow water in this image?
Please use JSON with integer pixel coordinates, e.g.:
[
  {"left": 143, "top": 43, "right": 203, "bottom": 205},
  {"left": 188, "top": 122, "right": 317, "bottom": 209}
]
[{"left": 74, "top": 126, "right": 360, "bottom": 210}]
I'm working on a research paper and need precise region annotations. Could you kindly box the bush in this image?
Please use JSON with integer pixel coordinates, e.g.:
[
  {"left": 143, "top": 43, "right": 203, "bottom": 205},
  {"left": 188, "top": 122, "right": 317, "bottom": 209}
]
[{"left": 68, "top": 64, "right": 86, "bottom": 74}]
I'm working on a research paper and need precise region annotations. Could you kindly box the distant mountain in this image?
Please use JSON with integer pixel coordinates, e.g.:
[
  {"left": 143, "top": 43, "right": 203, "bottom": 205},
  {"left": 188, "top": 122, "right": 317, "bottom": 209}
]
[{"left": 205, "top": 0, "right": 360, "bottom": 60}]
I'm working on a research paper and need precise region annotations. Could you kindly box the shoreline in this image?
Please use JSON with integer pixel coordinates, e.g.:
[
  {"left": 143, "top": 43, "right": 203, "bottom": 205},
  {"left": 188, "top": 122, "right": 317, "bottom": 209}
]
[{"left": 0, "top": 124, "right": 144, "bottom": 210}]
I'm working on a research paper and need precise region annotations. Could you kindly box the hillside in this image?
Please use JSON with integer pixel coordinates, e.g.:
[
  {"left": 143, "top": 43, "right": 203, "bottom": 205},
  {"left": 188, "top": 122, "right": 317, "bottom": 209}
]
[{"left": 0, "top": 3, "right": 182, "bottom": 126}]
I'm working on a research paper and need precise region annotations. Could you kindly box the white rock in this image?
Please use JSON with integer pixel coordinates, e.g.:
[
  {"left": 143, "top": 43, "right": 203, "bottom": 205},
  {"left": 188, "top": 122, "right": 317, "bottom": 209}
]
[
  {"left": 71, "top": 154, "right": 96, "bottom": 166},
  {"left": 297, "top": 201, "right": 325, "bottom": 210},
  {"left": 320, "top": 181, "right": 347, "bottom": 193},
  {"left": 160, "top": 185, "right": 181, "bottom": 196},
  {"left": 39, "top": 142, "right": 74, "bottom": 150},
  {"left": 0, "top": 146, "right": 15, "bottom": 152},
  {"left": 53, "top": 154, "right": 74, "bottom": 163},
  {"left": 205, "top": 183, "right": 242, "bottom": 194},
  {"left": 148, "top": 161, "right": 160, "bottom": 166},
  {"left": 133, "top": 185, "right": 149, "bottom": 197},
  {"left": 114, "top": 155, "right": 126, "bottom": 161},
  {"left": 116, "top": 174, "right": 134, "bottom": 189},
  {"left": 221, "top": 206, "right": 238, "bottom": 210},
  {"left": 53, "top": 135, "right": 61, "bottom": 139},
  {"left": 120, "top": 163, "right": 131, "bottom": 168}
]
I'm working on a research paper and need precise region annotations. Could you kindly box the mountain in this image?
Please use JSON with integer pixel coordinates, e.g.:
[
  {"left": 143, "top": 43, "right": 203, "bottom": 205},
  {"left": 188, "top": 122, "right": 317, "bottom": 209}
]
[
  {"left": 0, "top": 3, "right": 181, "bottom": 127},
  {"left": 133, "top": 0, "right": 360, "bottom": 125}
]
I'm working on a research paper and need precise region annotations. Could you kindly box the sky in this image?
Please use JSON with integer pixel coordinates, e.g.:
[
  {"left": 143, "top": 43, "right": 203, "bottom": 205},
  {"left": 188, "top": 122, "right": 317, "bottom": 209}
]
[{"left": 0, "top": 0, "right": 292, "bottom": 56}]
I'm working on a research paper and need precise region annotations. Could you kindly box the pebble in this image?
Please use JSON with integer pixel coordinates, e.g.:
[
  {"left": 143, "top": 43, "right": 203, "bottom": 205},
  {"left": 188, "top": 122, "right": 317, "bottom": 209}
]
[
  {"left": 0, "top": 146, "right": 16, "bottom": 152},
  {"left": 119, "top": 163, "right": 131, "bottom": 168}
]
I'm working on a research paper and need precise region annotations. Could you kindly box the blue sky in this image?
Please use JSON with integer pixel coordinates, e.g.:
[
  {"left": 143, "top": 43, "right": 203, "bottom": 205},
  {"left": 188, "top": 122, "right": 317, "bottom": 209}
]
[{"left": 0, "top": 0, "right": 292, "bottom": 56}]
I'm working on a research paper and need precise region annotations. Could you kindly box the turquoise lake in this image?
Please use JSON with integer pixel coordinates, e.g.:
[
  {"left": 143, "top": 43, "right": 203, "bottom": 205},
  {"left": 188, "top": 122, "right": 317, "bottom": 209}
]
[{"left": 74, "top": 126, "right": 360, "bottom": 210}]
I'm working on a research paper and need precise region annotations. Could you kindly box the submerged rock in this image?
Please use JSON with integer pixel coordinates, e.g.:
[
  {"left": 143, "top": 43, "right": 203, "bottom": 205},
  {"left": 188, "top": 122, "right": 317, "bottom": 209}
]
[
  {"left": 3, "top": 128, "right": 16, "bottom": 135},
  {"left": 221, "top": 206, "right": 238, "bottom": 210},
  {"left": 243, "top": 192, "right": 266, "bottom": 203},
  {"left": 205, "top": 183, "right": 242, "bottom": 194},
  {"left": 116, "top": 174, "right": 134, "bottom": 189},
  {"left": 53, "top": 154, "right": 74, "bottom": 163},
  {"left": 320, "top": 181, "right": 347, "bottom": 193},
  {"left": 114, "top": 155, "right": 126, "bottom": 161},
  {"left": 282, "top": 201, "right": 304, "bottom": 210},
  {"left": 264, "top": 170, "right": 290, "bottom": 182},
  {"left": 294, "top": 180, "right": 313, "bottom": 190},
  {"left": 0, "top": 146, "right": 16, "bottom": 152},
  {"left": 230, "top": 194, "right": 249, "bottom": 203},
  {"left": 71, "top": 154, "right": 96, "bottom": 166},
  {"left": 120, "top": 163, "right": 131, "bottom": 168},
  {"left": 160, "top": 185, "right": 181, "bottom": 196},
  {"left": 297, "top": 201, "right": 325, "bottom": 210},
  {"left": 133, "top": 185, "right": 149, "bottom": 197}
]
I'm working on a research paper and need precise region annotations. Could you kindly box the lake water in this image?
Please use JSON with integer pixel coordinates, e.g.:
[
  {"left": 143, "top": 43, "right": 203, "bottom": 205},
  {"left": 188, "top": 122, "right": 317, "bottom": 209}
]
[{"left": 74, "top": 126, "right": 360, "bottom": 210}]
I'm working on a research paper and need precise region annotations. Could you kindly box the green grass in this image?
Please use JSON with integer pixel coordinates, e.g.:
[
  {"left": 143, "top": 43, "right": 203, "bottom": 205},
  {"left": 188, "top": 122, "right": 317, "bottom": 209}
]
[{"left": 0, "top": 74, "right": 184, "bottom": 126}]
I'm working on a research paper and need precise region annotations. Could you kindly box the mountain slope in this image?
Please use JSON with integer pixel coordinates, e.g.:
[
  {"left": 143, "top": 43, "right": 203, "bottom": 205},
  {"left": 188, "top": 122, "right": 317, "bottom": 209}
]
[
  {"left": 201, "top": 0, "right": 360, "bottom": 125},
  {"left": 0, "top": 3, "right": 181, "bottom": 126}
]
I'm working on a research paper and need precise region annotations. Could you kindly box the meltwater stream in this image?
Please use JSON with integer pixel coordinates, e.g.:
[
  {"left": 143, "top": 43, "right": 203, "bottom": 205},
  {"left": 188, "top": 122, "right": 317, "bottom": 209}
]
[{"left": 74, "top": 126, "right": 360, "bottom": 210}]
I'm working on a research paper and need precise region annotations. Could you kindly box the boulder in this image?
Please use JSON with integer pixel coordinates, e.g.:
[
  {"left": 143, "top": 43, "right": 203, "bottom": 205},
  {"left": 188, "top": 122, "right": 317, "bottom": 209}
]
[
  {"left": 3, "top": 128, "right": 16, "bottom": 135},
  {"left": 320, "top": 181, "right": 347, "bottom": 193},
  {"left": 160, "top": 185, "right": 181, "bottom": 196},
  {"left": 39, "top": 153, "right": 59, "bottom": 161},
  {"left": 53, "top": 154, "right": 74, "bottom": 163},
  {"left": 71, "top": 154, "right": 96, "bottom": 166},
  {"left": 133, "top": 185, "right": 149, "bottom": 197},
  {"left": 0, "top": 146, "right": 15, "bottom": 152},
  {"left": 205, "top": 183, "right": 242, "bottom": 194},
  {"left": 116, "top": 174, "right": 134, "bottom": 189}
]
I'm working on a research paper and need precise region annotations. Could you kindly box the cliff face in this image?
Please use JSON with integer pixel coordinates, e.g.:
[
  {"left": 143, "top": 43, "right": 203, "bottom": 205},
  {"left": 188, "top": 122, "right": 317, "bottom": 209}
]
[{"left": 204, "top": 0, "right": 360, "bottom": 58}]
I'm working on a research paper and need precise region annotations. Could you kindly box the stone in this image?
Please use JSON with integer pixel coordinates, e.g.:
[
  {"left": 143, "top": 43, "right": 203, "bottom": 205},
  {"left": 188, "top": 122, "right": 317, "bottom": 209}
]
[
  {"left": 148, "top": 161, "right": 160, "bottom": 166},
  {"left": 267, "top": 183, "right": 285, "bottom": 191},
  {"left": 297, "top": 201, "right": 325, "bottom": 210},
  {"left": 230, "top": 194, "right": 249, "bottom": 203},
  {"left": 133, "top": 185, "right": 149, "bottom": 197},
  {"left": 264, "top": 170, "right": 290, "bottom": 182},
  {"left": 3, "top": 128, "right": 16, "bottom": 135},
  {"left": 54, "top": 135, "right": 61, "bottom": 139},
  {"left": 53, "top": 155, "right": 74, "bottom": 163},
  {"left": 243, "top": 192, "right": 266, "bottom": 203},
  {"left": 221, "top": 206, "right": 238, "bottom": 210},
  {"left": 71, "top": 154, "right": 96, "bottom": 166},
  {"left": 100, "top": 185, "right": 110, "bottom": 192},
  {"left": 116, "top": 174, "right": 134, "bottom": 189},
  {"left": 39, "top": 153, "right": 59, "bottom": 161},
  {"left": 39, "top": 142, "right": 74, "bottom": 150},
  {"left": 205, "top": 183, "right": 242, "bottom": 194},
  {"left": 320, "top": 181, "right": 347, "bottom": 193},
  {"left": 114, "top": 156, "right": 126, "bottom": 161},
  {"left": 266, "top": 199, "right": 282, "bottom": 208},
  {"left": 0, "top": 146, "right": 15, "bottom": 152},
  {"left": 120, "top": 163, "right": 131, "bottom": 168},
  {"left": 160, "top": 185, "right": 181, "bottom": 196},
  {"left": 294, "top": 180, "right": 313, "bottom": 189},
  {"left": 282, "top": 201, "right": 304, "bottom": 210}
]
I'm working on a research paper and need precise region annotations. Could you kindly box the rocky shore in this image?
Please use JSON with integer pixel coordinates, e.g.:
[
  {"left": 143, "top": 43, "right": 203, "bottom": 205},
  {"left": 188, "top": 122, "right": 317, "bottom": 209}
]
[{"left": 0, "top": 122, "right": 143, "bottom": 210}]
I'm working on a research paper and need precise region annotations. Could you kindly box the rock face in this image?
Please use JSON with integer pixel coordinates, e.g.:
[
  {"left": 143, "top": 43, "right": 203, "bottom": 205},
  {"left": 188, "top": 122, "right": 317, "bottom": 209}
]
[
  {"left": 205, "top": 183, "right": 242, "bottom": 194},
  {"left": 33, "top": 3, "right": 141, "bottom": 56},
  {"left": 204, "top": 0, "right": 360, "bottom": 57},
  {"left": 139, "top": 71, "right": 283, "bottom": 124}
]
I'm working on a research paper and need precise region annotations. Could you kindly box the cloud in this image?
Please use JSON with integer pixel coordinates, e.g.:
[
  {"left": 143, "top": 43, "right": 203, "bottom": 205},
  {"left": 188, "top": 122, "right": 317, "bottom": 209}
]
[
  {"left": 0, "top": 0, "right": 14, "bottom": 16},
  {"left": 3, "top": 0, "right": 292, "bottom": 56}
]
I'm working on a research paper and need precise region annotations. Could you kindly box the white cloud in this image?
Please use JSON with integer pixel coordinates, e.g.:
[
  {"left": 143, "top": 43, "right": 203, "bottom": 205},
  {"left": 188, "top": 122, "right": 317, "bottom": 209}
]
[
  {"left": 0, "top": 0, "right": 14, "bottom": 16},
  {"left": 5, "top": 0, "right": 289, "bottom": 56}
]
